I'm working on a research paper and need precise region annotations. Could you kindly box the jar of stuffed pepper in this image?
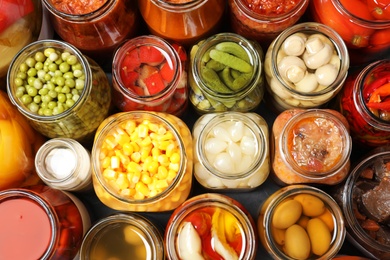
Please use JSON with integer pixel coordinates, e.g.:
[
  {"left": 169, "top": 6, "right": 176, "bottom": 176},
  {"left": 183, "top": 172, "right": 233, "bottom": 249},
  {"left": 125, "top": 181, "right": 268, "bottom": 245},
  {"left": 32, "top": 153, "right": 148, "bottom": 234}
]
[
  {"left": 264, "top": 22, "right": 350, "bottom": 113},
  {"left": 0, "top": 185, "right": 90, "bottom": 259},
  {"left": 112, "top": 35, "right": 188, "bottom": 116},
  {"left": 192, "top": 112, "right": 269, "bottom": 190},
  {"left": 7, "top": 39, "right": 111, "bottom": 144},
  {"left": 42, "top": 0, "right": 139, "bottom": 68},
  {"left": 310, "top": 0, "right": 390, "bottom": 66},
  {"left": 137, "top": 0, "right": 225, "bottom": 47},
  {"left": 271, "top": 109, "right": 352, "bottom": 186},
  {"left": 339, "top": 59, "right": 390, "bottom": 147},
  {"left": 189, "top": 32, "right": 264, "bottom": 114},
  {"left": 91, "top": 111, "right": 193, "bottom": 212},
  {"left": 165, "top": 193, "right": 258, "bottom": 260}
]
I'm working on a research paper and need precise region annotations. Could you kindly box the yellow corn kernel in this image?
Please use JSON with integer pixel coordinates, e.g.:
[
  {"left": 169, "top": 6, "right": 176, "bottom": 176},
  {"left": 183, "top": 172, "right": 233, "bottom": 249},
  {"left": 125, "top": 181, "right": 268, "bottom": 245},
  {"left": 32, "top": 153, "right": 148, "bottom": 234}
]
[
  {"left": 169, "top": 162, "right": 180, "bottom": 172},
  {"left": 131, "top": 171, "right": 141, "bottom": 183},
  {"left": 111, "top": 156, "right": 120, "bottom": 169},
  {"left": 170, "top": 152, "right": 180, "bottom": 164},
  {"left": 140, "top": 146, "right": 152, "bottom": 162},
  {"left": 103, "top": 168, "right": 117, "bottom": 180},
  {"left": 166, "top": 143, "right": 176, "bottom": 157},
  {"left": 167, "top": 169, "right": 178, "bottom": 182},
  {"left": 104, "top": 135, "right": 117, "bottom": 150},
  {"left": 148, "top": 160, "right": 159, "bottom": 174},
  {"left": 157, "top": 126, "right": 167, "bottom": 135},
  {"left": 148, "top": 122, "right": 159, "bottom": 133},
  {"left": 157, "top": 140, "right": 170, "bottom": 151},
  {"left": 158, "top": 131, "right": 174, "bottom": 141},
  {"left": 157, "top": 154, "right": 170, "bottom": 166},
  {"left": 115, "top": 150, "right": 130, "bottom": 166},
  {"left": 141, "top": 173, "right": 152, "bottom": 185},
  {"left": 131, "top": 152, "right": 141, "bottom": 163},
  {"left": 151, "top": 147, "right": 161, "bottom": 158},
  {"left": 149, "top": 189, "right": 158, "bottom": 198},
  {"left": 127, "top": 161, "right": 141, "bottom": 173},
  {"left": 135, "top": 182, "right": 150, "bottom": 197},
  {"left": 102, "top": 157, "right": 111, "bottom": 168},
  {"left": 155, "top": 179, "right": 168, "bottom": 189},
  {"left": 138, "top": 124, "right": 149, "bottom": 138},
  {"left": 123, "top": 120, "right": 136, "bottom": 135},
  {"left": 123, "top": 142, "right": 133, "bottom": 155},
  {"left": 116, "top": 173, "right": 129, "bottom": 190},
  {"left": 140, "top": 136, "right": 152, "bottom": 147},
  {"left": 157, "top": 166, "right": 168, "bottom": 179},
  {"left": 115, "top": 129, "right": 130, "bottom": 146},
  {"left": 134, "top": 191, "right": 145, "bottom": 200},
  {"left": 131, "top": 141, "right": 140, "bottom": 152},
  {"left": 130, "top": 130, "right": 139, "bottom": 142}
]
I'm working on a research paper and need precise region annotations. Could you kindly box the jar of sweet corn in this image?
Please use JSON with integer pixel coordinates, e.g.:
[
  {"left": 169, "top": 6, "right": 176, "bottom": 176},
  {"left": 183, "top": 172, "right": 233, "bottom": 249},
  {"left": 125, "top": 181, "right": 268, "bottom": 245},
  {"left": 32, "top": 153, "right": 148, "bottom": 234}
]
[
  {"left": 192, "top": 112, "right": 270, "bottom": 190},
  {"left": 91, "top": 111, "right": 193, "bottom": 212}
]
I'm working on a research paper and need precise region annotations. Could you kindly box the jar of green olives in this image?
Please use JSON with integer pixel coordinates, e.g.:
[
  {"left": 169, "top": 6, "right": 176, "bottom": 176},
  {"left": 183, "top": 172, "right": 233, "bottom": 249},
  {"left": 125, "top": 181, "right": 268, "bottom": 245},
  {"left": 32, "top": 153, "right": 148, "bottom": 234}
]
[{"left": 7, "top": 39, "right": 111, "bottom": 143}]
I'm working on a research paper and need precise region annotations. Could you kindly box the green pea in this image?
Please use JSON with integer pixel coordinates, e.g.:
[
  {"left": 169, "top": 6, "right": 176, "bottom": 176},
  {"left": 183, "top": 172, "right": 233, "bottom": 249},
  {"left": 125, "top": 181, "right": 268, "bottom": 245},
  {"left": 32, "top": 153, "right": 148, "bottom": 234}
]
[
  {"left": 37, "top": 70, "right": 46, "bottom": 80},
  {"left": 27, "top": 86, "right": 38, "bottom": 96},
  {"left": 67, "top": 55, "right": 78, "bottom": 65},
  {"left": 44, "top": 73, "right": 52, "bottom": 82},
  {"left": 14, "top": 78, "right": 24, "bottom": 87},
  {"left": 35, "top": 62, "right": 44, "bottom": 71},
  {"left": 15, "top": 90, "right": 25, "bottom": 98},
  {"left": 54, "top": 70, "right": 63, "bottom": 78},
  {"left": 53, "top": 105, "right": 64, "bottom": 115},
  {"left": 43, "top": 108, "right": 53, "bottom": 116},
  {"left": 41, "top": 95, "right": 52, "bottom": 103},
  {"left": 19, "top": 63, "right": 29, "bottom": 72},
  {"left": 17, "top": 71, "right": 27, "bottom": 80},
  {"left": 61, "top": 85, "right": 70, "bottom": 93},
  {"left": 55, "top": 58, "right": 64, "bottom": 65},
  {"left": 66, "top": 99, "right": 75, "bottom": 107},
  {"left": 39, "top": 88, "right": 49, "bottom": 96},
  {"left": 61, "top": 52, "right": 71, "bottom": 61},
  {"left": 33, "top": 95, "right": 41, "bottom": 104},
  {"left": 25, "top": 57, "right": 36, "bottom": 68},
  {"left": 59, "top": 62, "right": 70, "bottom": 73},
  {"left": 35, "top": 52, "right": 45, "bottom": 62},
  {"left": 73, "top": 69, "right": 83, "bottom": 78},
  {"left": 27, "top": 77, "right": 35, "bottom": 86},
  {"left": 56, "top": 77, "right": 65, "bottom": 86},
  {"left": 75, "top": 79, "right": 84, "bottom": 89},
  {"left": 72, "top": 94, "right": 80, "bottom": 102},
  {"left": 28, "top": 102, "right": 39, "bottom": 113},
  {"left": 48, "top": 90, "right": 58, "bottom": 98},
  {"left": 65, "top": 78, "right": 75, "bottom": 88},
  {"left": 48, "top": 101, "right": 57, "bottom": 109},
  {"left": 48, "top": 63, "right": 58, "bottom": 72},
  {"left": 27, "top": 68, "right": 37, "bottom": 77},
  {"left": 49, "top": 52, "right": 59, "bottom": 62},
  {"left": 44, "top": 48, "right": 56, "bottom": 57},
  {"left": 21, "top": 94, "right": 32, "bottom": 104},
  {"left": 33, "top": 78, "right": 43, "bottom": 89},
  {"left": 57, "top": 93, "right": 66, "bottom": 103},
  {"left": 38, "top": 108, "right": 44, "bottom": 116},
  {"left": 63, "top": 71, "right": 74, "bottom": 79}
]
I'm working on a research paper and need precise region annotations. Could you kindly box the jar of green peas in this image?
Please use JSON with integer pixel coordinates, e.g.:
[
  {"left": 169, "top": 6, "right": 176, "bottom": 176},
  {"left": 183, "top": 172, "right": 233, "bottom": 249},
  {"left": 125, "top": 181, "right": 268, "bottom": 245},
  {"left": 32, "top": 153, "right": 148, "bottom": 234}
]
[{"left": 7, "top": 39, "right": 112, "bottom": 143}]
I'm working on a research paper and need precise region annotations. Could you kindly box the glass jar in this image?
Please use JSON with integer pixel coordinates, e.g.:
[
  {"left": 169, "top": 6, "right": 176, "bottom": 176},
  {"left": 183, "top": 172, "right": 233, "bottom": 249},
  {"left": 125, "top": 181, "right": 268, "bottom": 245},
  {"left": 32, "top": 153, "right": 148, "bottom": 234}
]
[
  {"left": 137, "top": 0, "right": 225, "bottom": 47},
  {"left": 264, "top": 22, "right": 350, "bottom": 113},
  {"left": 0, "top": 185, "right": 91, "bottom": 259},
  {"left": 271, "top": 109, "right": 352, "bottom": 186},
  {"left": 42, "top": 0, "right": 139, "bottom": 68},
  {"left": 258, "top": 185, "right": 346, "bottom": 259},
  {"left": 35, "top": 138, "right": 92, "bottom": 192},
  {"left": 338, "top": 59, "right": 390, "bottom": 147},
  {"left": 189, "top": 32, "right": 264, "bottom": 114},
  {"left": 310, "top": 0, "right": 390, "bottom": 66},
  {"left": 192, "top": 112, "right": 269, "bottom": 190},
  {"left": 165, "top": 193, "right": 258, "bottom": 260},
  {"left": 228, "top": 0, "right": 309, "bottom": 49},
  {"left": 0, "top": 0, "right": 42, "bottom": 90},
  {"left": 7, "top": 39, "right": 111, "bottom": 144},
  {"left": 80, "top": 213, "right": 165, "bottom": 260},
  {"left": 91, "top": 111, "right": 193, "bottom": 212},
  {"left": 112, "top": 35, "right": 188, "bottom": 116}
]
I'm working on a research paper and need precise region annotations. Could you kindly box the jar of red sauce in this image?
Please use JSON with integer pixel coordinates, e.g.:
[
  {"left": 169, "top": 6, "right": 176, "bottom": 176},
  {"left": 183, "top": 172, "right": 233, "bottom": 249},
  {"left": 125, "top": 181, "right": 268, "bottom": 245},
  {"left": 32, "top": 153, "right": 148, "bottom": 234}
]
[
  {"left": 310, "top": 0, "right": 390, "bottom": 66},
  {"left": 112, "top": 35, "right": 188, "bottom": 116},
  {"left": 42, "top": 0, "right": 139, "bottom": 68},
  {"left": 0, "top": 185, "right": 90, "bottom": 259},
  {"left": 137, "top": 0, "right": 225, "bottom": 47},
  {"left": 271, "top": 109, "right": 352, "bottom": 186},
  {"left": 339, "top": 59, "right": 390, "bottom": 147},
  {"left": 228, "top": 0, "right": 309, "bottom": 49},
  {"left": 165, "top": 193, "right": 258, "bottom": 260}
]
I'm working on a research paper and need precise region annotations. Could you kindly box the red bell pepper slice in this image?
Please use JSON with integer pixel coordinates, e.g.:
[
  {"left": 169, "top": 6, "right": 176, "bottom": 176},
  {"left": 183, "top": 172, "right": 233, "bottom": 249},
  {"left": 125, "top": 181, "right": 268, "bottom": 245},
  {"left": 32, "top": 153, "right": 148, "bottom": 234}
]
[
  {"left": 366, "top": 82, "right": 390, "bottom": 111},
  {"left": 0, "top": 0, "right": 35, "bottom": 34},
  {"left": 143, "top": 72, "right": 166, "bottom": 95},
  {"left": 139, "top": 45, "right": 165, "bottom": 66}
]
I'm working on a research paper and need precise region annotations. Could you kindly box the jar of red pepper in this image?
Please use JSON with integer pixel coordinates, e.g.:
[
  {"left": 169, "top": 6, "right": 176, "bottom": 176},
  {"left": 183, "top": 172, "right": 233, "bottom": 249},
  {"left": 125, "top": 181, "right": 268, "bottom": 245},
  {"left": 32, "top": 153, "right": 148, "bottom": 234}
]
[
  {"left": 339, "top": 59, "right": 390, "bottom": 147},
  {"left": 112, "top": 35, "right": 188, "bottom": 116}
]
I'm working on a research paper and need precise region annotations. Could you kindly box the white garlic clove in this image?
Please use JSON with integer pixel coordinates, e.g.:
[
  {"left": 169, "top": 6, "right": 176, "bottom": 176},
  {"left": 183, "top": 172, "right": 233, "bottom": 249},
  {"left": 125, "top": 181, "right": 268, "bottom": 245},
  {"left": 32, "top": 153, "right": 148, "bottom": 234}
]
[
  {"left": 213, "top": 152, "right": 235, "bottom": 173},
  {"left": 283, "top": 33, "right": 307, "bottom": 56},
  {"left": 177, "top": 222, "right": 205, "bottom": 260},
  {"left": 315, "top": 63, "right": 339, "bottom": 87},
  {"left": 204, "top": 137, "right": 227, "bottom": 154}
]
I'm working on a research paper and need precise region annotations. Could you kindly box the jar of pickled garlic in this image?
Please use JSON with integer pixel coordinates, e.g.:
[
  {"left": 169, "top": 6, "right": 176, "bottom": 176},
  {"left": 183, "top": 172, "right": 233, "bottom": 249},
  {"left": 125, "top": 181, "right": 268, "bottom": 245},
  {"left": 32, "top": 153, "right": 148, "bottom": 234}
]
[
  {"left": 258, "top": 185, "right": 346, "bottom": 259},
  {"left": 264, "top": 22, "right": 350, "bottom": 113},
  {"left": 80, "top": 213, "right": 165, "bottom": 260},
  {"left": 338, "top": 59, "right": 390, "bottom": 147},
  {"left": 228, "top": 0, "right": 309, "bottom": 49},
  {"left": 42, "top": 0, "right": 139, "bottom": 68},
  {"left": 91, "top": 111, "right": 193, "bottom": 212},
  {"left": 189, "top": 32, "right": 264, "bottom": 114},
  {"left": 137, "top": 0, "right": 225, "bottom": 47},
  {"left": 7, "top": 39, "right": 111, "bottom": 144},
  {"left": 192, "top": 112, "right": 269, "bottom": 190},
  {"left": 0, "top": 185, "right": 91, "bottom": 259},
  {"left": 310, "top": 0, "right": 390, "bottom": 66},
  {"left": 165, "top": 193, "right": 258, "bottom": 260},
  {"left": 112, "top": 35, "right": 188, "bottom": 116},
  {"left": 271, "top": 109, "right": 352, "bottom": 185}
]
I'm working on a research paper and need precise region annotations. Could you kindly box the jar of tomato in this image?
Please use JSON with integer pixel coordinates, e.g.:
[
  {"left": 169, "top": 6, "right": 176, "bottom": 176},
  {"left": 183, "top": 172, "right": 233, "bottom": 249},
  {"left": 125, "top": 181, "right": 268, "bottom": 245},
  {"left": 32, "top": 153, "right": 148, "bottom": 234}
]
[
  {"left": 228, "top": 0, "right": 309, "bottom": 49},
  {"left": 0, "top": 185, "right": 91, "bottom": 259},
  {"left": 264, "top": 22, "right": 350, "bottom": 113},
  {"left": 7, "top": 39, "right": 111, "bottom": 144},
  {"left": 137, "top": 0, "right": 225, "bottom": 47},
  {"left": 271, "top": 109, "right": 352, "bottom": 185},
  {"left": 80, "top": 213, "right": 165, "bottom": 259},
  {"left": 192, "top": 112, "right": 270, "bottom": 190},
  {"left": 258, "top": 185, "right": 345, "bottom": 259},
  {"left": 189, "top": 32, "right": 264, "bottom": 114},
  {"left": 42, "top": 0, "right": 139, "bottom": 68},
  {"left": 310, "top": 0, "right": 390, "bottom": 66},
  {"left": 91, "top": 111, "right": 193, "bottom": 212},
  {"left": 112, "top": 35, "right": 188, "bottom": 116},
  {"left": 165, "top": 193, "right": 258, "bottom": 260}
]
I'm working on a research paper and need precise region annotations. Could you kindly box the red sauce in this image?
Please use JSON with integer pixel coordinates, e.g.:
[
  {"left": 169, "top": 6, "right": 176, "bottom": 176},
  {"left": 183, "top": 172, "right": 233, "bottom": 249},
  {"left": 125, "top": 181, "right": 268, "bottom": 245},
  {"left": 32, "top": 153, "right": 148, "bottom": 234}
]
[
  {"left": 243, "top": 0, "right": 302, "bottom": 16},
  {"left": 50, "top": 0, "right": 107, "bottom": 15},
  {"left": 0, "top": 198, "right": 52, "bottom": 259}
]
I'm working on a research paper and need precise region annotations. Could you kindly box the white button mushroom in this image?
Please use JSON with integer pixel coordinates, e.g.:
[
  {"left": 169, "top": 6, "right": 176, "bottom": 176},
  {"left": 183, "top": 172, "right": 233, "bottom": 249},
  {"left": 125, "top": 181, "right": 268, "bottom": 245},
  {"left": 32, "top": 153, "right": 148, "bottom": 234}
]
[
  {"left": 277, "top": 56, "right": 307, "bottom": 83},
  {"left": 315, "top": 63, "right": 339, "bottom": 87},
  {"left": 295, "top": 71, "right": 318, "bottom": 93},
  {"left": 282, "top": 33, "right": 307, "bottom": 56},
  {"left": 303, "top": 43, "right": 333, "bottom": 70}
]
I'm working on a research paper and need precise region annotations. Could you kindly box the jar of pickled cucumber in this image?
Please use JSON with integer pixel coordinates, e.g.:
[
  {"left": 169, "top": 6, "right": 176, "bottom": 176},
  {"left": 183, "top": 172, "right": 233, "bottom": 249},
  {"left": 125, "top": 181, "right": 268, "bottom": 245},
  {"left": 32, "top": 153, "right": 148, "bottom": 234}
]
[
  {"left": 80, "top": 213, "right": 165, "bottom": 260},
  {"left": 7, "top": 39, "right": 111, "bottom": 144},
  {"left": 258, "top": 185, "right": 345, "bottom": 259},
  {"left": 165, "top": 193, "right": 258, "bottom": 260},
  {"left": 189, "top": 32, "right": 264, "bottom": 114},
  {"left": 264, "top": 22, "right": 350, "bottom": 113},
  {"left": 192, "top": 112, "right": 269, "bottom": 190},
  {"left": 91, "top": 111, "right": 193, "bottom": 212}
]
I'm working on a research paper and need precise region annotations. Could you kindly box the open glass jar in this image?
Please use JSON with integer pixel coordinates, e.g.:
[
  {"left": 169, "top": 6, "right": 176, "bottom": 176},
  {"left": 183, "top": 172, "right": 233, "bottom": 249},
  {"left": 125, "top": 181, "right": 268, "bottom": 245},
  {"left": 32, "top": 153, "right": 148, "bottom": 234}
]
[{"left": 91, "top": 111, "right": 193, "bottom": 212}]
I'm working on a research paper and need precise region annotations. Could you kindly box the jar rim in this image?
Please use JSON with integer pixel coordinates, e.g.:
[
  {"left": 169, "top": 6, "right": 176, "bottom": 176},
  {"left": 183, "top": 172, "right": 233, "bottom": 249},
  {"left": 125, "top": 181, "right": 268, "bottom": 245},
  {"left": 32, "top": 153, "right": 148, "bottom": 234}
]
[{"left": 150, "top": 0, "right": 207, "bottom": 12}]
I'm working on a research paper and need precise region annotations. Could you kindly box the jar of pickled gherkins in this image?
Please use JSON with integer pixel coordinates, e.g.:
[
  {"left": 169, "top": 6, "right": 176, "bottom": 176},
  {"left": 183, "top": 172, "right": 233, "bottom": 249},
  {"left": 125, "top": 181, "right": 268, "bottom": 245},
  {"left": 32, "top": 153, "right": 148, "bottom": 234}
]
[
  {"left": 91, "top": 111, "right": 193, "bottom": 212},
  {"left": 192, "top": 112, "right": 269, "bottom": 190},
  {"left": 338, "top": 59, "right": 390, "bottom": 147},
  {"left": 271, "top": 109, "right": 352, "bottom": 185},
  {"left": 258, "top": 185, "right": 345, "bottom": 260},
  {"left": 80, "top": 213, "right": 165, "bottom": 260},
  {"left": 165, "top": 193, "right": 258, "bottom": 260},
  {"left": 7, "top": 39, "right": 111, "bottom": 144},
  {"left": 189, "top": 33, "right": 264, "bottom": 114},
  {"left": 264, "top": 22, "right": 350, "bottom": 113},
  {"left": 112, "top": 35, "right": 188, "bottom": 116},
  {"left": 138, "top": 0, "right": 225, "bottom": 47},
  {"left": 0, "top": 185, "right": 91, "bottom": 260}
]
